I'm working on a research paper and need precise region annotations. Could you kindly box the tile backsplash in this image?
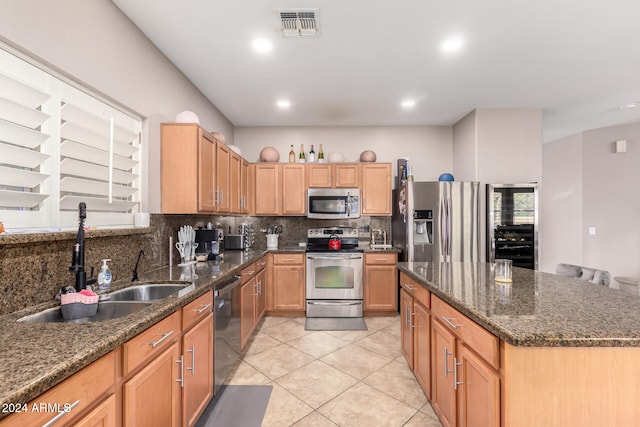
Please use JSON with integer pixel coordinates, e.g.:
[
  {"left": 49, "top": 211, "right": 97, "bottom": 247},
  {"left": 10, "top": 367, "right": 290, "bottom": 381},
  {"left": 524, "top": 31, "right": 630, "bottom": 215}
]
[{"left": 0, "top": 214, "right": 390, "bottom": 315}]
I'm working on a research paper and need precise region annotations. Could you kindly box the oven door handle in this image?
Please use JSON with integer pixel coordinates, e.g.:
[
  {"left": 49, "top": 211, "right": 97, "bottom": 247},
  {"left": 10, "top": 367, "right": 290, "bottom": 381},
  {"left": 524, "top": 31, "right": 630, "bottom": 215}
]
[
  {"left": 306, "top": 255, "right": 363, "bottom": 260},
  {"left": 307, "top": 301, "right": 362, "bottom": 306}
]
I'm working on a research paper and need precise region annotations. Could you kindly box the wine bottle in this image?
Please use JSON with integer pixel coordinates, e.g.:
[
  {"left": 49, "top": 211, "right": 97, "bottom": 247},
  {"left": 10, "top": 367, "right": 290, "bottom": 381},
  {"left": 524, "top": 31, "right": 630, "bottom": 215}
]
[
  {"left": 318, "top": 144, "right": 324, "bottom": 162},
  {"left": 288, "top": 145, "right": 295, "bottom": 163},
  {"left": 298, "top": 144, "right": 306, "bottom": 162},
  {"left": 308, "top": 144, "right": 316, "bottom": 163}
]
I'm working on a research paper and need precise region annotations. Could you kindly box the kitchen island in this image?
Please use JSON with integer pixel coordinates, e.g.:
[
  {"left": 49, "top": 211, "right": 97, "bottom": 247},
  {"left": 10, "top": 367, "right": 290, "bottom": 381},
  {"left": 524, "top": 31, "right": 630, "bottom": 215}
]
[{"left": 398, "top": 262, "right": 640, "bottom": 427}]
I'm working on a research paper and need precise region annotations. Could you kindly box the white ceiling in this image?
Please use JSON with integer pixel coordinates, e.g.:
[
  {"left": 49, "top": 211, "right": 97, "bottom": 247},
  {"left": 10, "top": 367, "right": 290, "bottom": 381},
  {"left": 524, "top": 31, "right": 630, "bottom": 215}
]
[{"left": 113, "top": 0, "right": 640, "bottom": 142}]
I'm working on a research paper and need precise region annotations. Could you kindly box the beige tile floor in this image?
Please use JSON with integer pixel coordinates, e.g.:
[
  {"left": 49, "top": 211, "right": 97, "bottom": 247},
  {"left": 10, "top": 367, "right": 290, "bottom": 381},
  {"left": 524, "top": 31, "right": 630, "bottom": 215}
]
[{"left": 228, "top": 315, "right": 443, "bottom": 427}]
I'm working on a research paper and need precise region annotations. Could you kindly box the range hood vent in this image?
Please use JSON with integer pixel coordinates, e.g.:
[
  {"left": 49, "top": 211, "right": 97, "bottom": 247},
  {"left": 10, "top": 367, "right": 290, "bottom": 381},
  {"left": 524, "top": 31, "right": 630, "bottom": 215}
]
[{"left": 278, "top": 9, "right": 319, "bottom": 37}]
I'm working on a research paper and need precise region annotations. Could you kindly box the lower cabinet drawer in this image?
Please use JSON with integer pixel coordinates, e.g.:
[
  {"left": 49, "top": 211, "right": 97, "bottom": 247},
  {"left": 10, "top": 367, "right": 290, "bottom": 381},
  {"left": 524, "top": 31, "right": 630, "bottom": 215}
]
[
  {"left": 431, "top": 295, "right": 499, "bottom": 369},
  {"left": 182, "top": 291, "right": 213, "bottom": 331},
  {"left": 122, "top": 311, "right": 181, "bottom": 376},
  {"left": 0, "top": 352, "right": 114, "bottom": 427},
  {"left": 273, "top": 253, "right": 304, "bottom": 265}
]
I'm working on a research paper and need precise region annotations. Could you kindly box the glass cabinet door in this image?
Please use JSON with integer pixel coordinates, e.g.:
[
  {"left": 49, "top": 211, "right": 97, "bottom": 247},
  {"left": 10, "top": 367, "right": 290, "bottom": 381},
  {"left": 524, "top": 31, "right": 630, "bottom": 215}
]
[{"left": 487, "top": 183, "right": 538, "bottom": 269}]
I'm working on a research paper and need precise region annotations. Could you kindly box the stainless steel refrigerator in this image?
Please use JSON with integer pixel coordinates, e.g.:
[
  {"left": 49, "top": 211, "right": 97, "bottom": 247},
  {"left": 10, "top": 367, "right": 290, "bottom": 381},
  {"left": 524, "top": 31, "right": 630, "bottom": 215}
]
[{"left": 392, "top": 181, "right": 480, "bottom": 262}]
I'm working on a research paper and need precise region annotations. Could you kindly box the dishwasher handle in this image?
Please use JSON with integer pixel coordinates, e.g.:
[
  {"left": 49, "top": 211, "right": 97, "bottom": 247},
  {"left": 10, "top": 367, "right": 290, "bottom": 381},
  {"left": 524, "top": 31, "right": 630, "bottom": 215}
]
[{"left": 214, "top": 275, "right": 242, "bottom": 295}]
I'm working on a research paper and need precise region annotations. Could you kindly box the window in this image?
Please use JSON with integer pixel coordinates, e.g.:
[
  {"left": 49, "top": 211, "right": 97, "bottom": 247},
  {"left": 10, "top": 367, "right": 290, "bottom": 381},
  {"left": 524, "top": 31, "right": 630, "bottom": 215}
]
[{"left": 0, "top": 46, "right": 143, "bottom": 231}]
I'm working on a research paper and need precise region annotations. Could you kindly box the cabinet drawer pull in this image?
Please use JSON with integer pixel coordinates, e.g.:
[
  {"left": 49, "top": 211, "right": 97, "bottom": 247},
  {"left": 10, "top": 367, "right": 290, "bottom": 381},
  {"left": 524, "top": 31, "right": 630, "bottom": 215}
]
[
  {"left": 176, "top": 355, "right": 184, "bottom": 388},
  {"left": 244, "top": 270, "right": 255, "bottom": 276},
  {"left": 404, "top": 283, "right": 416, "bottom": 291},
  {"left": 147, "top": 331, "right": 174, "bottom": 348},
  {"left": 409, "top": 311, "right": 416, "bottom": 329},
  {"left": 444, "top": 347, "right": 453, "bottom": 377},
  {"left": 195, "top": 303, "right": 212, "bottom": 314},
  {"left": 454, "top": 357, "right": 463, "bottom": 390},
  {"left": 42, "top": 399, "right": 80, "bottom": 427},
  {"left": 442, "top": 316, "right": 461, "bottom": 329},
  {"left": 187, "top": 345, "right": 195, "bottom": 375}
]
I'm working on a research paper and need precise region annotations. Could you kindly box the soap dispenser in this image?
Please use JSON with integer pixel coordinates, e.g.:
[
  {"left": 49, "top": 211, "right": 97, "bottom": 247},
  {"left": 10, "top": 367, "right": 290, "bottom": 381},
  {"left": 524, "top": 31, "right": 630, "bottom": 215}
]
[{"left": 97, "top": 259, "right": 112, "bottom": 291}]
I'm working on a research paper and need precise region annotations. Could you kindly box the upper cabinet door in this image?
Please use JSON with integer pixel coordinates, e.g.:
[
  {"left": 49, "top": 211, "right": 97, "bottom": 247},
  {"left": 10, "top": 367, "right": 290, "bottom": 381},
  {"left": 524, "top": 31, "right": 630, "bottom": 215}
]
[
  {"left": 282, "top": 164, "right": 306, "bottom": 215},
  {"left": 254, "top": 164, "right": 281, "bottom": 215},
  {"left": 335, "top": 164, "right": 360, "bottom": 187},
  {"left": 361, "top": 163, "right": 391, "bottom": 215},
  {"left": 307, "top": 164, "right": 333, "bottom": 187},
  {"left": 229, "top": 152, "right": 242, "bottom": 214},
  {"left": 215, "top": 143, "right": 231, "bottom": 213},
  {"left": 161, "top": 123, "right": 216, "bottom": 213}
]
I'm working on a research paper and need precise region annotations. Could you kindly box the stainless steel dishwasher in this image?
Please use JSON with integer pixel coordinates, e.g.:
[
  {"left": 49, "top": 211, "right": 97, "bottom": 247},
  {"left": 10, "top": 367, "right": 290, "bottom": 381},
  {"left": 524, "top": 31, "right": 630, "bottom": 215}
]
[{"left": 213, "top": 274, "right": 242, "bottom": 395}]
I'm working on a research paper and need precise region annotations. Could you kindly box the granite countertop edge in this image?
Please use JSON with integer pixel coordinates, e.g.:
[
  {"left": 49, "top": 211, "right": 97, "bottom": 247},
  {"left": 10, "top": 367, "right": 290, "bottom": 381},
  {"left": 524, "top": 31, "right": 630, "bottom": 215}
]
[
  {"left": 397, "top": 263, "right": 640, "bottom": 349},
  {"left": 0, "top": 248, "right": 291, "bottom": 414}
]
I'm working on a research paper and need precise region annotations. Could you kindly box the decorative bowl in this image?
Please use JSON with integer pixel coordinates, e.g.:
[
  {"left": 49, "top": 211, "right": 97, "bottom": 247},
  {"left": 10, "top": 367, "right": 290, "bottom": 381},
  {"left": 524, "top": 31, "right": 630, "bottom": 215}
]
[
  {"left": 360, "top": 150, "right": 377, "bottom": 162},
  {"left": 438, "top": 173, "right": 455, "bottom": 182},
  {"left": 259, "top": 146, "right": 280, "bottom": 162},
  {"left": 175, "top": 110, "right": 200, "bottom": 124}
]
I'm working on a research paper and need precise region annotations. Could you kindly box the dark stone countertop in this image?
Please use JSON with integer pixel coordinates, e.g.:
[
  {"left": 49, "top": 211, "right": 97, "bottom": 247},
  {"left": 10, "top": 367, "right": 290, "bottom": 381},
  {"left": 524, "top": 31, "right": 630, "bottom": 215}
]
[
  {"left": 398, "top": 262, "right": 640, "bottom": 348},
  {"left": 0, "top": 248, "right": 275, "bottom": 416}
]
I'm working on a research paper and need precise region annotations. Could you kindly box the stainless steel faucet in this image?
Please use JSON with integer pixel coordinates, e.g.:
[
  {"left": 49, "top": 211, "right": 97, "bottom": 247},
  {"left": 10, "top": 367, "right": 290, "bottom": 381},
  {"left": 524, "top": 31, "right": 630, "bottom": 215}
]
[{"left": 69, "top": 202, "right": 96, "bottom": 292}]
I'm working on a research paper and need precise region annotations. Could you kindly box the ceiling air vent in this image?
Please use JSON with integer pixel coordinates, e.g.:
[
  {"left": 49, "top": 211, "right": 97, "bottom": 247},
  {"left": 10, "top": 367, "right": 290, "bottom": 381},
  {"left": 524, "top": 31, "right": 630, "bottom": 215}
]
[{"left": 278, "top": 9, "right": 319, "bottom": 37}]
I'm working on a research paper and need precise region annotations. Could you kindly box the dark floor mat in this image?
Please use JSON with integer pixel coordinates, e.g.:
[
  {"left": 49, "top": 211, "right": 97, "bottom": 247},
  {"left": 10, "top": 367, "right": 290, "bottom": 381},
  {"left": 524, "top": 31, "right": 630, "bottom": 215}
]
[
  {"left": 305, "top": 317, "right": 368, "bottom": 331},
  {"left": 195, "top": 385, "right": 272, "bottom": 427}
]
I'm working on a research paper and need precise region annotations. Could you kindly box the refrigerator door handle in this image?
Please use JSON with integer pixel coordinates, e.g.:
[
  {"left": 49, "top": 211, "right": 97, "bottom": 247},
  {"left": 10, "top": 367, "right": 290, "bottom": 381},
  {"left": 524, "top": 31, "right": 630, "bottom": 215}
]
[{"left": 439, "top": 197, "right": 446, "bottom": 260}]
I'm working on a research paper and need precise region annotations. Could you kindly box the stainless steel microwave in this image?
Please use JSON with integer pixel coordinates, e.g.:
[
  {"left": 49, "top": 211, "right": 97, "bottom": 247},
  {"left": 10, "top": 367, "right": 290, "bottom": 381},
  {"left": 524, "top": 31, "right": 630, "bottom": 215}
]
[{"left": 307, "top": 188, "right": 360, "bottom": 219}]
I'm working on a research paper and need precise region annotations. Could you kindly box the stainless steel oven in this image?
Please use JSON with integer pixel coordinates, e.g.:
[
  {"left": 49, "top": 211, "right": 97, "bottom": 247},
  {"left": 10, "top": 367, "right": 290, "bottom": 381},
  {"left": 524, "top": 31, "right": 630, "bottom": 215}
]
[{"left": 305, "top": 227, "right": 364, "bottom": 317}]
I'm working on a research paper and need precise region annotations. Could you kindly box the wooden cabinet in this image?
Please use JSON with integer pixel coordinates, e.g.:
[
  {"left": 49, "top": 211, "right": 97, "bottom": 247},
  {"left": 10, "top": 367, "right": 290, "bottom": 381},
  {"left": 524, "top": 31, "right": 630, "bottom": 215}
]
[
  {"left": 456, "top": 344, "right": 499, "bottom": 427},
  {"left": 282, "top": 164, "right": 306, "bottom": 215},
  {"left": 0, "top": 353, "right": 115, "bottom": 427},
  {"left": 181, "top": 293, "right": 214, "bottom": 427},
  {"left": 334, "top": 163, "right": 360, "bottom": 187},
  {"left": 240, "top": 158, "right": 250, "bottom": 214},
  {"left": 161, "top": 123, "right": 217, "bottom": 213},
  {"left": 364, "top": 252, "right": 397, "bottom": 314},
  {"left": 122, "top": 312, "right": 182, "bottom": 426},
  {"left": 431, "top": 319, "right": 457, "bottom": 427},
  {"left": 229, "top": 151, "right": 242, "bottom": 214},
  {"left": 430, "top": 295, "right": 500, "bottom": 427},
  {"left": 74, "top": 394, "right": 117, "bottom": 427},
  {"left": 123, "top": 341, "right": 182, "bottom": 426},
  {"left": 361, "top": 163, "right": 392, "bottom": 215},
  {"left": 254, "top": 164, "right": 281, "bottom": 215},
  {"left": 215, "top": 142, "right": 231, "bottom": 213},
  {"left": 270, "top": 253, "right": 306, "bottom": 314},
  {"left": 307, "top": 163, "right": 360, "bottom": 188},
  {"left": 255, "top": 261, "right": 267, "bottom": 323},
  {"left": 240, "top": 262, "right": 258, "bottom": 350},
  {"left": 400, "top": 272, "right": 432, "bottom": 400},
  {"left": 307, "top": 164, "right": 334, "bottom": 187}
]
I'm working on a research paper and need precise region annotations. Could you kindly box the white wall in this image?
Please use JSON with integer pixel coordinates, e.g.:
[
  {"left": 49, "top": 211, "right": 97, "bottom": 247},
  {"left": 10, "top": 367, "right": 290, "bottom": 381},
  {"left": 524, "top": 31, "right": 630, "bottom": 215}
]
[
  {"left": 453, "top": 108, "right": 543, "bottom": 262},
  {"left": 540, "top": 133, "right": 584, "bottom": 273},
  {"left": 0, "top": 0, "right": 233, "bottom": 213},
  {"left": 542, "top": 122, "right": 640, "bottom": 285},
  {"left": 235, "top": 126, "right": 453, "bottom": 187}
]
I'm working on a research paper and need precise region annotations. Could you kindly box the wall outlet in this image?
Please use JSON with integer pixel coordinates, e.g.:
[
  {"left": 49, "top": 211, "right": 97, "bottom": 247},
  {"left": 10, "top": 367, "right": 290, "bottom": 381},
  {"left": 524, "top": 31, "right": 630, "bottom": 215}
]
[{"left": 588, "top": 227, "right": 596, "bottom": 236}]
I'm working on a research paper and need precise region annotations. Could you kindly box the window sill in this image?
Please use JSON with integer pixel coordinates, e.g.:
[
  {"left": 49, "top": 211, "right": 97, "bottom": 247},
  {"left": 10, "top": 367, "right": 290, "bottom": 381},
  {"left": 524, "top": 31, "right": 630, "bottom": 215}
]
[{"left": 0, "top": 227, "right": 153, "bottom": 247}]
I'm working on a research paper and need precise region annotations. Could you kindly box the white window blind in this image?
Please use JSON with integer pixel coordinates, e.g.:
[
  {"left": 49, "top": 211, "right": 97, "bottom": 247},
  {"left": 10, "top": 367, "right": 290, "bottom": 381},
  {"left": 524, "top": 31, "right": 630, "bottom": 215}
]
[{"left": 0, "top": 46, "right": 143, "bottom": 231}]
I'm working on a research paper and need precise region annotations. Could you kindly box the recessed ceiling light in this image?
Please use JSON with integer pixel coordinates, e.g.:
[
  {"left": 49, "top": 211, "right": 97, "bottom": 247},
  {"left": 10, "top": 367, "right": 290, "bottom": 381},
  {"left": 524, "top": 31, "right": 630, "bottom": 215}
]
[
  {"left": 277, "top": 100, "right": 291, "bottom": 108},
  {"left": 620, "top": 102, "right": 638, "bottom": 110},
  {"left": 252, "top": 38, "right": 273, "bottom": 53},
  {"left": 401, "top": 99, "right": 416, "bottom": 109},
  {"left": 440, "top": 37, "right": 464, "bottom": 53}
]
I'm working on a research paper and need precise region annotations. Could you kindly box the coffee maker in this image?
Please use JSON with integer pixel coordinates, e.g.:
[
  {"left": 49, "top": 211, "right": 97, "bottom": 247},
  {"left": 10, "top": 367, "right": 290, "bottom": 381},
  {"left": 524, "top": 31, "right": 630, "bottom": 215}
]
[{"left": 195, "top": 228, "right": 223, "bottom": 260}]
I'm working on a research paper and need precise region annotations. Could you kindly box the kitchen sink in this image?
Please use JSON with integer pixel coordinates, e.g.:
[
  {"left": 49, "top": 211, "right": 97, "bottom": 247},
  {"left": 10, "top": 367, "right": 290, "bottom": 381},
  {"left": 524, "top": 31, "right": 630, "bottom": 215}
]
[
  {"left": 18, "top": 301, "right": 152, "bottom": 324},
  {"left": 104, "top": 283, "right": 189, "bottom": 301}
]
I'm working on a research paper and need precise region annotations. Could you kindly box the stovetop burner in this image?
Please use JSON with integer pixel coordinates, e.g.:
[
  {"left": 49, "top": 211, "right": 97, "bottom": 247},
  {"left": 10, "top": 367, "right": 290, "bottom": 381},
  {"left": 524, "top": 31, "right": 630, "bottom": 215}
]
[{"left": 306, "top": 226, "right": 362, "bottom": 253}]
